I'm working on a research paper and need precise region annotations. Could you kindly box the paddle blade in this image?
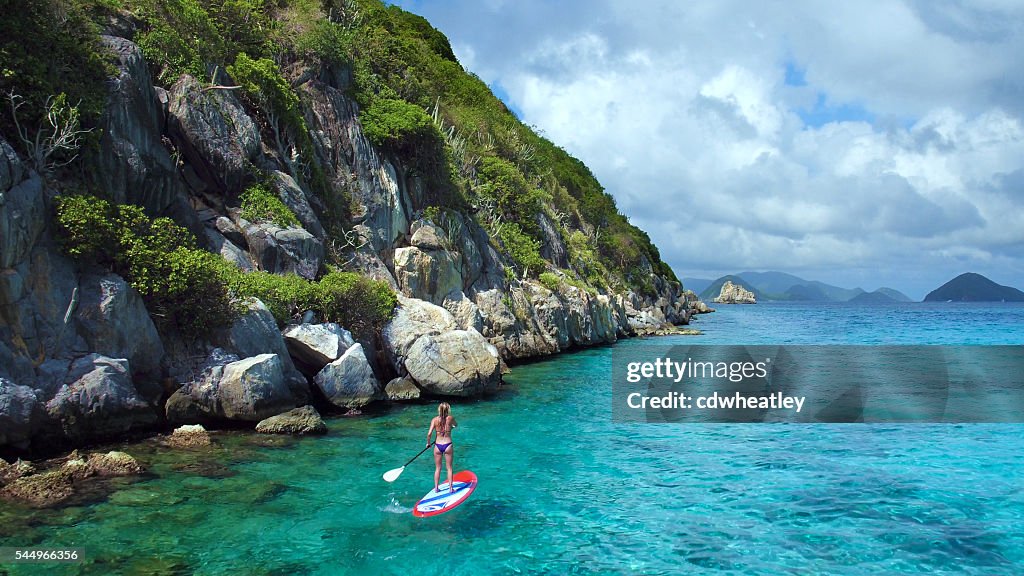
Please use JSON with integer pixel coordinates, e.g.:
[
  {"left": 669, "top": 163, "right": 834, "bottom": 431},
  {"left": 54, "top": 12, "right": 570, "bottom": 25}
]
[{"left": 382, "top": 466, "right": 405, "bottom": 482}]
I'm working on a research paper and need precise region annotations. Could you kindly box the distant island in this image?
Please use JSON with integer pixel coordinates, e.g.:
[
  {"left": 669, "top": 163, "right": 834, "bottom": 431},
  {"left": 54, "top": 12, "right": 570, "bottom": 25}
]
[
  {"left": 713, "top": 280, "right": 757, "bottom": 304},
  {"left": 923, "top": 273, "right": 1024, "bottom": 302},
  {"left": 688, "top": 271, "right": 911, "bottom": 303}
]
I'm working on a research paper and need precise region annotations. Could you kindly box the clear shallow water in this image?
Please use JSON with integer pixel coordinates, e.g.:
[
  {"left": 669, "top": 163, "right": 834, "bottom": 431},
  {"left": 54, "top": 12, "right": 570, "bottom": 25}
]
[{"left": 2, "top": 302, "right": 1024, "bottom": 575}]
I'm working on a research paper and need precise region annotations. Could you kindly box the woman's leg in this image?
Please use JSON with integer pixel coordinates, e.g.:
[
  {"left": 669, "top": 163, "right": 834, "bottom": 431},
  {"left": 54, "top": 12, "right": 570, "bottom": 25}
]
[
  {"left": 433, "top": 448, "right": 442, "bottom": 491},
  {"left": 444, "top": 447, "right": 454, "bottom": 492}
]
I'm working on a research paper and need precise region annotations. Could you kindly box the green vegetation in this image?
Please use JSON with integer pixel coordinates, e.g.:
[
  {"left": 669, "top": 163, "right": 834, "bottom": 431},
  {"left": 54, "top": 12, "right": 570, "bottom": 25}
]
[
  {"left": 0, "top": 0, "right": 111, "bottom": 160},
  {"left": 227, "top": 52, "right": 308, "bottom": 151},
  {"left": 240, "top": 183, "right": 299, "bottom": 228},
  {"left": 497, "top": 223, "right": 544, "bottom": 279},
  {"left": 538, "top": 272, "right": 561, "bottom": 292},
  {"left": 55, "top": 195, "right": 236, "bottom": 336},
  {"left": 13, "top": 0, "right": 680, "bottom": 331},
  {"left": 56, "top": 195, "right": 396, "bottom": 338}
]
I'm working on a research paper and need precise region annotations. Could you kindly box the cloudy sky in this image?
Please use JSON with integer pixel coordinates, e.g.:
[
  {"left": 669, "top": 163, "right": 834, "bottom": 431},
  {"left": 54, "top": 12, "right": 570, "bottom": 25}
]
[{"left": 394, "top": 0, "right": 1024, "bottom": 299}]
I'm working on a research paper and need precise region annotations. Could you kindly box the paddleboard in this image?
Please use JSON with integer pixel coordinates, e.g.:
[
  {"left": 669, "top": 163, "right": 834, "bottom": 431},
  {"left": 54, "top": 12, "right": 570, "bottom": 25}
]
[{"left": 412, "top": 470, "right": 477, "bottom": 517}]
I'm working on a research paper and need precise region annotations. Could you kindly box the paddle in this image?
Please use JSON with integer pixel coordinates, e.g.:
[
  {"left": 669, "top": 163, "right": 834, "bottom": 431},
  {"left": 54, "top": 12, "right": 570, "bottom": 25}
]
[{"left": 383, "top": 443, "right": 434, "bottom": 482}]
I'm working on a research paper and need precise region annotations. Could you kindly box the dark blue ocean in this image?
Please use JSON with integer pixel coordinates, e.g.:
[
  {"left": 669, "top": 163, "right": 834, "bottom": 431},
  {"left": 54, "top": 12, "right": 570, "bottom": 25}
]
[{"left": 3, "top": 302, "right": 1023, "bottom": 574}]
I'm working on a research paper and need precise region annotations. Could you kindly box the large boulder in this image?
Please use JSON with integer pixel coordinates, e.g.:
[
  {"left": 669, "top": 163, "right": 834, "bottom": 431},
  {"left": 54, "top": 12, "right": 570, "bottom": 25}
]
[
  {"left": 282, "top": 323, "right": 354, "bottom": 375},
  {"left": 75, "top": 274, "right": 164, "bottom": 376},
  {"left": 408, "top": 219, "right": 446, "bottom": 250},
  {"left": 217, "top": 354, "right": 294, "bottom": 421},
  {"left": 241, "top": 220, "right": 323, "bottom": 280},
  {"left": 167, "top": 74, "right": 260, "bottom": 194},
  {"left": 166, "top": 353, "right": 295, "bottom": 423},
  {"left": 404, "top": 330, "right": 501, "bottom": 397},
  {"left": 44, "top": 355, "right": 157, "bottom": 443},
  {"left": 313, "top": 343, "right": 381, "bottom": 409},
  {"left": 255, "top": 405, "right": 327, "bottom": 435},
  {"left": 217, "top": 298, "right": 308, "bottom": 402},
  {"left": 96, "top": 36, "right": 190, "bottom": 216},
  {"left": 442, "top": 290, "right": 484, "bottom": 333},
  {"left": 393, "top": 246, "right": 462, "bottom": 305},
  {"left": 473, "top": 289, "right": 517, "bottom": 340},
  {"left": 528, "top": 284, "right": 571, "bottom": 351},
  {"left": 0, "top": 378, "right": 42, "bottom": 449},
  {"left": 536, "top": 212, "right": 569, "bottom": 268},
  {"left": 381, "top": 296, "right": 457, "bottom": 373}
]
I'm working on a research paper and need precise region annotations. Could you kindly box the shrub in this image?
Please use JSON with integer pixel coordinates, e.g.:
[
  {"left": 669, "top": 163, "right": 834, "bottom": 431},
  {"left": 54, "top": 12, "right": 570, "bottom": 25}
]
[
  {"left": 315, "top": 269, "right": 398, "bottom": 338},
  {"left": 136, "top": 0, "right": 224, "bottom": 84},
  {"left": 240, "top": 183, "right": 299, "bottom": 228},
  {"left": 477, "top": 156, "right": 547, "bottom": 237},
  {"left": 55, "top": 195, "right": 235, "bottom": 336},
  {"left": 228, "top": 53, "right": 305, "bottom": 137},
  {"left": 360, "top": 97, "right": 439, "bottom": 156},
  {"left": 226, "top": 269, "right": 317, "bottom": 324},
  {"left": 296, "top": 20, "right": 351, "bottom": 67},
  {"left": 227, "top": 267, "right": 397, "bottom": 338},
  {"left": 497, "top": 223, "right": 544, "bottom": 278},
  {"left": 539, "top": 272, "right": 560, "bottom": 292}
]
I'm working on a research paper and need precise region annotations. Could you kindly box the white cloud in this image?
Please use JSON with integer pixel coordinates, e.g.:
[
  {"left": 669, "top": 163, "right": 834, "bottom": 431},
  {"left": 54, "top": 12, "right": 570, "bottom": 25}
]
[{"left": 394, "top": 0, "right": 1024, "bottom": 298}]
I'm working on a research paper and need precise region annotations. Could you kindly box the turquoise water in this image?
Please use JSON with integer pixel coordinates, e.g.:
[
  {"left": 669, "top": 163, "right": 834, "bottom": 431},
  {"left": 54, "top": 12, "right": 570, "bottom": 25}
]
[{"left": 3, "top": 302, "right": 1024, "bottom": 574}]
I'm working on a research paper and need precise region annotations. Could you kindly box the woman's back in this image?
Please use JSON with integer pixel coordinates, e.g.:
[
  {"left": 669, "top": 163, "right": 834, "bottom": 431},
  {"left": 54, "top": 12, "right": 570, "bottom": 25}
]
[{"left": 434, "top": 415, "right": 455, "bottom": 439}]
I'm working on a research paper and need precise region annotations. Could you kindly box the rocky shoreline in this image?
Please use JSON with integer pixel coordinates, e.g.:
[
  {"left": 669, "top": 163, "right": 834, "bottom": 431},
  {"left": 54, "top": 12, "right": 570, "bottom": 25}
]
[{"left": 0, "top": 33, "right": 711, "bottom": 468}]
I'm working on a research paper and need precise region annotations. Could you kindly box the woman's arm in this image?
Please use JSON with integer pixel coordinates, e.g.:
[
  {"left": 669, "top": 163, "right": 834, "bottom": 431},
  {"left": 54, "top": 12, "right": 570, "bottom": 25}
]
[{"left": 426, "top": 418, "right": 435, "bottom": 447}]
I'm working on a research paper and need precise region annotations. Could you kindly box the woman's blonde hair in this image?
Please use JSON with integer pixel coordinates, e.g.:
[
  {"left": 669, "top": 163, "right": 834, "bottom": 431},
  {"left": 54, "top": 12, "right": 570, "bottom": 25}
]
[{"left": 437, "top": 402, "right": 452, "bottom": 434}]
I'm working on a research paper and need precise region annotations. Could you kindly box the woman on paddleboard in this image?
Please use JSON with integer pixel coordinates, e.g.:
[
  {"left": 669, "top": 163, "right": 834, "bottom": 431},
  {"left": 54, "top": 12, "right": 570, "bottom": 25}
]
[{"left": 427, "top": 402, "right": 457, "bottom": 492}]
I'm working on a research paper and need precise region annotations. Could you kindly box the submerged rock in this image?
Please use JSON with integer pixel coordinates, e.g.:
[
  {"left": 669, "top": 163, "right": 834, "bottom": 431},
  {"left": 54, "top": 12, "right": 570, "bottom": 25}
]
[
  {"left": 0, "top": 468, "right": 75, "bottom": 507},
  {"left": 167, "top": 424, "right": 212, "bottom": 448},
  {"left": 255, "top": 405, "right": 327, "bottom": 435},
  {"left": 384, "top": 377, "right": 421, "bottom": 401},
  {"left": 0, "top": 458, "right": 35, "bottom": 485},
  {"left": 0, "top": 451, "right": 143, "bottom": 508},
  {"left": 314, "top": 343, "right": 381, "bottom": 409},
  {"left": 86, "top": 451, "right": 144, "bottom": 476}
]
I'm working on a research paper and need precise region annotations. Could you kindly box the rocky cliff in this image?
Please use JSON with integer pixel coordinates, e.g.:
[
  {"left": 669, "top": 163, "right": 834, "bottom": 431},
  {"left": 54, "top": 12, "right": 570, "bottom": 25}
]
[{"left": 0, "top": 0, "right": 708, "bottom": 455}]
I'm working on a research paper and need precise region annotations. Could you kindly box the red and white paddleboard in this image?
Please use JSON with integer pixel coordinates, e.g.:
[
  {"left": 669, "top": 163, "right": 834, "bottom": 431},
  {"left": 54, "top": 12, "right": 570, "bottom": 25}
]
[{"left": 412, "top": 470, "right": 478, "bottom": 517}]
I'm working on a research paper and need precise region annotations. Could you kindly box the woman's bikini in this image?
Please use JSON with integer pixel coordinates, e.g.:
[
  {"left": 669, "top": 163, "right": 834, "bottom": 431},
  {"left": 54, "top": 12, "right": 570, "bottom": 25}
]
[{"left": 435, "top": 417, "right": 453, "bottom": 453}]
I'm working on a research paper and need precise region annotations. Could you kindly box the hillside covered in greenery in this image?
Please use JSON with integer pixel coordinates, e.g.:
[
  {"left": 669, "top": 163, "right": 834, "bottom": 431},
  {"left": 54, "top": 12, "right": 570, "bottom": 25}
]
[{"left": 1, "top": 0, "right": 678, "bottom": 302}]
